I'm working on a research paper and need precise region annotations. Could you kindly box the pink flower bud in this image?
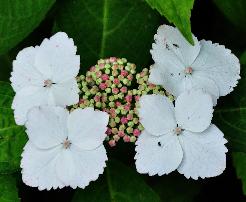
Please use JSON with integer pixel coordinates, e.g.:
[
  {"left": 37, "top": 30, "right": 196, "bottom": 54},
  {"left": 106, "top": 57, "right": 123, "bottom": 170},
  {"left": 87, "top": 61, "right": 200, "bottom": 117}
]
[
  {"left": 134, "top": 95, "right": 140, "bottom": 101},
  {"left": 121, "top": 70, "right": 128, "bottom": 77},
  {"left": 79, "top": 99, "right": 85, "bottom": 104},
  {"left": 96, "top": 71, "right": 102, "bottom": 77},
  {"left": 125, "top": 95, "right": 132, "bottom": 102},
  {"left": 113, "top": 78, "right": 120, "bottom": 84},
  {"left": 121, "top": 116, "right": 128, "bottom": 124},
  {"left": 101, "top": 74, "right": 109, "bottom": 81},
  {"left": 127, "top": 114, "right": 133, "bottom": 120},
  {"left": 120, "top": 86, "right": 127, "bottom": 93},
  {"left": 124, "top": 104, "right": 130, "bottom": 111},
  {"left": 90, "top": 66, "right": 96, "bottom": 72},
  {"left": 127, "top": 75, "right": 133, "bottom": 81},
  {"left": 106, "top": 128, "right": 112, "bottom": 135},
  {"left": 94, "top": 95, "right": 101, "bottom": 102},
  {"left": 123, "top": 135, "right": 130, "bottom": 142},
  {"left": 112, "top": 64, "right": 118, "bottom": 70},
  {"left": 99, "top": 63, "right": 105, "bottom": 69},
  {"left": 110, "top": 57, "right": 117, "bottom": 63},
  {"left": 118, "top": 131, "right": 125, "bottom": 137},
  {"left": 133, "top": 129, "right": 141, "bottom": 137},
  {"left": 109, "top": 140, "right": 116, "bottom": 147},
  {"left": 112, "top": 88, "right": 119, "bottom": 94},
  {"left": 115, "top": 101, "right": 121, "bottom": 107},
  {"left": 99, "top": 83, "right": 107, "bottom": 90}
]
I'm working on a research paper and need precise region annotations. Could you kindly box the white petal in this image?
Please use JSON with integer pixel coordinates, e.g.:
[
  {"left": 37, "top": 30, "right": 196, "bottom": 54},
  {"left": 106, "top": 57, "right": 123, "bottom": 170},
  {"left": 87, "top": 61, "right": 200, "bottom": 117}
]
[
  {"left": 151, "top": 24, "right": 200, "bottom": 67},
  {"left": 138, "top": 95, "right": 176, "bottom": 136},
  {"left": 35, "top": 32, "right": 80, "bottom": 83},
  {"left": 177, "top": 125, "right": 228, "bottom": 179},
  {"left": 26, "top": 106, "right": 68, "bottom": 149},
  {"left": 12, "top": 86, "right": 52, "bottom": 125},
  {"left": 10, "top": 46, "right": 44, "bottom": 92},
  {"left": 175, "top": 90, "right": 213, "bottom": 132},
  {"left": 135, "top": 130, "right": 183, "bottom": 176},
  {"left": 21, "top": 141, "right": 64, "bottom": 190},
  {"left": 183, "top": 73, "right": 220, "bottom": 105},
  {"left": 51, "top": 78, "right": 79, "bottom": 106},
  {"left": 62, "top": 145, "right": 107, "bottom": 189},
  {"left": 192, "top": 40, "right": 240, "bottom": 96},
  {"left": 148, "top": 64, "right": 165, "bottom": 85},
  {"left": 67, "top": 108, "right": 109, "bottom": 150}
]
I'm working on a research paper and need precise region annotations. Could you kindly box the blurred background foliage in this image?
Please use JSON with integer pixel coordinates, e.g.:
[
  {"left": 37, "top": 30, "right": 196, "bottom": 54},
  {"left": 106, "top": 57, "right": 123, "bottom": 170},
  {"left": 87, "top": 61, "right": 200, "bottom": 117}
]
[{"left": 0, "top": 0, "right": 246, "bottom": 201}]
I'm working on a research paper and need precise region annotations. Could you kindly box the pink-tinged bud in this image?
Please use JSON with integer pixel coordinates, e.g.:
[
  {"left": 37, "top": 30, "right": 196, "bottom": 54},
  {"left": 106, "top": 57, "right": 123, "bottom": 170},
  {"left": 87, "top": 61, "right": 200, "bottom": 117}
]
[
  {"left": 112, "top": 64, "right": 119, "bottom": 70},
  {"left": 127, "top": 74, "right": 133, "bottom": 81},
  {"left": 110, "top": 57, "right": 117, "bottom": 63},
  {"left": 99, "top": 63, "right": 105, "bottom": 69},
  {"left": 125, "top": 95, "right": 132, "bottom": 102},
  {"left": 99, "top": 83, "right": 107, "bottom": 90},
  {"left": 113, "top": 78, "right": 120, "bottom": 84},
  {"left": 127, "top": 114, "right": 133, "bottom": 120},
  {"left": 124, "top": 104, "right": 130, "bottom": 111},
  {"left": 101, "top": 95, "right": 107, "bottom": 103},
  {"left": 140, "top": 71, "right": 146, "bottom": 77},
  {"left": 149, "top": 83, "right": 156, "bottom": 89},
  {"left": 101, "top": 74, "right": 109, "bottom": 81},
  {"left": 79, "top": 99, "right": 85, "bottom": 104},
  {"left": 90, "top": 66, "right": 96, "bottom": 72},
  {"left": 115, "top": 101, "right": 121, "bottom": 107},
  {"left": 134, "top": 95, "right": 140, "bottom": 101},
  {"left": 109, "top": 140, "right": 116, "bottom": 147},
  {"left": 121, "top": 70, "right": 128, "bottom": 77},
  {"left": 96, "top": 71, "right": 102, "bottom": 77},
  {"left": 112, "top": 88, "right": 119, "bottom": 94},
  {"left": 118, "top": 131, "right": 125, "bottom": 137},
  {"left": 123, "top": 135, "right": 130, "bottom": 142},
  {"left": 133, "top": 129, "right": 141, "bottom": 137},
  {"left": 106, "top": 128, "right": 112, "bottom": 135},
  {"left": 120, "top": 86, "right": 127, "bottom": 93},
  {"left": 94, "top": 95, "right": 101, "bottom": 102},
  {"left": 121, "top": 116, "right": 128, "bottom": 124}
]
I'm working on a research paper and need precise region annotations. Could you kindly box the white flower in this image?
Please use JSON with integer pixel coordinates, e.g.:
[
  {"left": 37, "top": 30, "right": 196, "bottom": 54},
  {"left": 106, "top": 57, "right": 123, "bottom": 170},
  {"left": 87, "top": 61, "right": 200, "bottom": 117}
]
[
  {"left": 10, "top": 32, "right": 80, "bottom": 125},
  {"left": 149, "top": 24, "right": 240, "bottom": 105},
  {"left": 21, "top": 106, "right": 109, "bottom": 190},
  {"left": 135, "top": 90, "right": 227, "bottom": 179}
]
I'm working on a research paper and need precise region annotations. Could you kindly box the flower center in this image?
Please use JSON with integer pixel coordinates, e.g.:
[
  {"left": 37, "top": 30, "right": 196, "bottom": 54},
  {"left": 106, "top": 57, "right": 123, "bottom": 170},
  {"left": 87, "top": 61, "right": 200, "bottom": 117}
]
[
  {"left": 184, "top": 67, "right": 193, "bottom": 75},
  {"left": 44, "top": 79, "right": 53, "bottom": 87},
  {"left": 174, "top": 127, "right": 182, "bottom": 135},
  {"left": 63, "top": 138, "right": 71, "bottom": 149}
]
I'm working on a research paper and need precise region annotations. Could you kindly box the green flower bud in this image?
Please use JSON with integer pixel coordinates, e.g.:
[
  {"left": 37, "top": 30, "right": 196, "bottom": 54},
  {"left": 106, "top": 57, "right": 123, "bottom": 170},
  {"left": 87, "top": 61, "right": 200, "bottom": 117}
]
[
  {"left": 115, "top": 117, "right": 120, "bottom": 123},
  {"left": 130, "top": 136, "right": 137, "bottom": 142},
  {"left": 126, "top": 127, "right": 133, "bottom": 134}
]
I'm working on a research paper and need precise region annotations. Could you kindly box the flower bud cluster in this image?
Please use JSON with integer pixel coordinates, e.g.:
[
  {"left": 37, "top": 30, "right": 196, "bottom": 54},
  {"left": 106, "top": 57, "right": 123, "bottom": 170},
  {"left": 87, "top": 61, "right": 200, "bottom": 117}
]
[{"left": 73, "top": 58, "right": 166, "bottom": 147}]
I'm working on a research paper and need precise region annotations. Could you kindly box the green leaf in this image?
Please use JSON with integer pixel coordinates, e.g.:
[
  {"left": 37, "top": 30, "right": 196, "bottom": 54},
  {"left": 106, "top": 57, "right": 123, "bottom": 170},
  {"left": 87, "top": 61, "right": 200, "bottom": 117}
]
[
  {"left": 145, "top": 0, "right": 194, "bottom": 44},
  {"left": 54, "top": 0, "right": 160, "bottom": 71},
  {"left": 213, "top": 0, "right": 246, "bottom": 32},
  {"left": 0, "top": 175, "right": 20, "bottom": 202},
  {"left": 214, "top": 52, "right": 246, "bottom": 152},
  {"left": 233, "top": 152, "right": 246, "bottom": 195},
  {"left": 72, "top": 159, "right": 160, "bottom": 202},
  {"left": 0, "top": 82, "right": 27, "bottom": 173},
  {"left": 152, "top": 174, "right": 201, "bottom": 202},
  {"left": 0, "top": 0, "right": 55, "bottom": 54}
]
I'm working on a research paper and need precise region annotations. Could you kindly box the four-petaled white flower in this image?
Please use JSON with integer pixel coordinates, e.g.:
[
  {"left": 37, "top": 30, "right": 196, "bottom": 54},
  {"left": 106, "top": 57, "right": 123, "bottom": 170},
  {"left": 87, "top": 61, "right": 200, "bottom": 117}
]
[
  {"left": 149, "top": 25, "right": 240, "bottom": 105},
  {"left": 21, "top": 106, "right": 109, "bottom": 190},
  {"left": 10, "top": 32, "right": 80, "bottom": 125},
  {"left": 135, "top": 90, "right": 227, "bottom": 179}
]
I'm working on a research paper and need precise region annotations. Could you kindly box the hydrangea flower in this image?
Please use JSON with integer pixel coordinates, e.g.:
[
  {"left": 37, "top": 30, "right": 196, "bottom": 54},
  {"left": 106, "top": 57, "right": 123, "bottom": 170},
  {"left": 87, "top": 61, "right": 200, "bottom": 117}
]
[
  {"left": 74, "top": 58, "right": 166, "bottom": 146},
  {"left": 10, "top": 32, "right": 80, "bottom": 125},
  {"left": 135, "top": 90, "right": 227, "bottom": 179},
  {"left": 149, "top": 25, "right": 240, "bottom": 105},
  {"left": 21, "top": 106, "right": 109, "bottom": 190}
]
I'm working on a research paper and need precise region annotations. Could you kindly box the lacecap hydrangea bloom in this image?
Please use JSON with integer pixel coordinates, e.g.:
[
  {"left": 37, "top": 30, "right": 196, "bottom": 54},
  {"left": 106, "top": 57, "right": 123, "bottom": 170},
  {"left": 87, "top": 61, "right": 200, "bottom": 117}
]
[
  {"left": 149, "top": 25, "right": 240, "bottom": 105},
  {"left": 21, "top": 106, "right": 109, "bottom": 190},
  {"left": 135, "top": 90, "right": 227, "bottom": 179},
  {"left": 73, "top": 58, "right": 166, "bottom": 146},
  {"left": 10, "top": 32, "right": 80, "bottom": 125}
]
